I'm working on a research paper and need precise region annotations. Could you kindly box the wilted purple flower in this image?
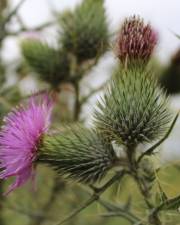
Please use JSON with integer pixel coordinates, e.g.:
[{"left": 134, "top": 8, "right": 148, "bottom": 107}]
[
  {"left": 116, "top": 15, "right": 158, "bottom": 66},
  {"left": 0, "top": 94, "right": 53, "bottom": 195}
]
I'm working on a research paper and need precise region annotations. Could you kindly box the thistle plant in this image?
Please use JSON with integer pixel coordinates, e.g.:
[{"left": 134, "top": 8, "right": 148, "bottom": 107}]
[
  {"left": 0, "top": 3, "right": 180, "bottom": 225},
  {"left": 21, "top": 0, "right": 109, "bottom": 85}
]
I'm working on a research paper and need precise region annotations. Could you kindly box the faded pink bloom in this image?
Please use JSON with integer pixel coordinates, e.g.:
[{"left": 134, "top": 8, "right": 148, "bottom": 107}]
[
  {"left": 116, "top": 15, "right": 158, "bottom": 66},
  {"left": 0, "top": 94, "right": 53, "bottom": 195}
]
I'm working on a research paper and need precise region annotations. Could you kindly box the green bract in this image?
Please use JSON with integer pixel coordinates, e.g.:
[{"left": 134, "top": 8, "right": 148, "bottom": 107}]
[
  {"left": 94, "top": 69, "right": 171, "bottom": 147},
  {"left": 59, "top": 0, "right": 109, "bottom": 62},
  {"left": 39, "top": 126, "right": 117, "bottom": 184},
  {"left": 21, "top": 39, "right": 70, "bottom": 87}
]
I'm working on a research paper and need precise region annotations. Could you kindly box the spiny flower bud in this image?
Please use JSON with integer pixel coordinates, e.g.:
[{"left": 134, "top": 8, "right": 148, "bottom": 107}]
[
  {"left": 116, "top": 15, "right": 158, "bottom": 68},
  {"left": 59, "top": 0, "right": 109, "bottom": 63},
  {"left": 94, "top": 69, "right": 171, "bottom": 148},
  {"left": 21, "top": 39, "right": 70, "bottom": 88},
  {"left": 39, "top": 126, "right": 117, "bottom": 184}
]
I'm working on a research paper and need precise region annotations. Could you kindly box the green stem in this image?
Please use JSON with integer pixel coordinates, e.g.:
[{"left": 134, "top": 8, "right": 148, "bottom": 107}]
[
  {"left": 53, "top": 170, "right": 126, "bottom": 225},
  {"left": 99, "top": 198, "right": 144, "bottom": 225},
  {"left": 127, "top": 147, "right": 154, "bottom": 209},
  {"left": 148, "top": 195, "right": 180, "bottom": 225}
]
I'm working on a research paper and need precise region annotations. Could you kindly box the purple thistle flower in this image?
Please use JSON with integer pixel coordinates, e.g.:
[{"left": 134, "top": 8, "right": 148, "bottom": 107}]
[
  {"left": 116, "top": 15, "right": 158, "bottom": 67},
  {"left": 0, "top": 94, "right": 53, "bottom": 195}
]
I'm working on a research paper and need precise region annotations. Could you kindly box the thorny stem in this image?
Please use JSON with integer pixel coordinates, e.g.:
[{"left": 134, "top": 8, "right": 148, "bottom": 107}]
[
  {"left": 53, "top": 170, "right": 126, "bottom": 225},
  {"left": 149, "top": 195, "right": 180, "bottom": 225},
  {"left": 127, "top": 146, "right": 165, "bottom": 225},
  {"left": 127, "top": 146, "right": 154, "bottom": 209},
  {"left": 99, "top": 198, "right": 144, "bottom": 225},
  {"left": 101, "top": 211, "right": 143, "bottom": 224},
  {"left": 134, "top": 174, "right": 154, "bottom": 209}
]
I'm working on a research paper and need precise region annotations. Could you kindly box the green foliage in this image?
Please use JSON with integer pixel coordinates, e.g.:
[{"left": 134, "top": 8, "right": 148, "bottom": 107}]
[
  {"left": 59, "top": 0, "right": 109, "bottom": 62},
  {"left": 39, "top": 126, "right": 117, "bottom": 184},
  {"left": 94, "top": 69, "right": 171, "bottom": 147},
  {"left": 21, "top": 39, "right": 70, "bottom": 87}
]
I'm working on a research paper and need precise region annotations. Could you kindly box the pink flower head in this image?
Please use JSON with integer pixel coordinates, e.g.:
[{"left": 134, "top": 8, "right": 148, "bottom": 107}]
[
  {"left": 0, "top": 94, "right": 53, "bottom": 195},
  {"left": 116, "top": 15, "right": 158, "bottom": 66}
]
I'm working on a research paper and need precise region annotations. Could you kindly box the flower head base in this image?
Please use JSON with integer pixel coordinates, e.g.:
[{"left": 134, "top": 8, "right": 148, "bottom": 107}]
[
  {"left": 116, "top": 15, "right": 158, "bottom": 68},
  {"left": 0, "top": 94, "right": 53, "bottom": 195}
]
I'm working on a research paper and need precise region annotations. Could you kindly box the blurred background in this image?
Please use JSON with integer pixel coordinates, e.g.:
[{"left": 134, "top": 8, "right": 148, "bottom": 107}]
[{"left": 0, "top": 0, "right": 180, "bottom": 225}]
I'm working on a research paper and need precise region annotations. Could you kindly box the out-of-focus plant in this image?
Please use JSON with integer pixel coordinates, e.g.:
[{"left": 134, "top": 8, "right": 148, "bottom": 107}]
[
  {"left": 21, "top": 0, "right": 110, "bottom": 121},
  {"left": 21, "top": 40, "right": 71, "bottom": 89},
  {"left": 0, "top": 9, "right": 180, "bottom": 225},
  {"left": 59, "top": 0, "right": 109, "bottom": 63},
  {"left": 159, "top": 48, "right": 180, "bottom": 94}
]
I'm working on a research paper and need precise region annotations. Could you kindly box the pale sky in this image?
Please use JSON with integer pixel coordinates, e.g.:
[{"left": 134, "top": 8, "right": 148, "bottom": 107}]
[{"left": 4, "top": 0, "right": 180, "bottom": 64}]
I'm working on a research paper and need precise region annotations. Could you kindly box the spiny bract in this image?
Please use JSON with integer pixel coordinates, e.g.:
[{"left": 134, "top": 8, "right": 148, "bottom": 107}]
[
  {"left": 94, "top": 69, "right": 171, "bottom": 147},
  {"left": 39, "top": 126, "right": 117, "bottom": 184},
  {"left": 21, "top": 39, "right": 70, "bottom": 87},
  {"left": 59, "top": 0, "right": 109, "bottom": 62}
]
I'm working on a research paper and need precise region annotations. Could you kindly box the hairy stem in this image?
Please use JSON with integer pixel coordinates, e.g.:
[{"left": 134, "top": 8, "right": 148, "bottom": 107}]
[
  {"left": 148, "top": 195, "right": 180, "bottom": 225},
  {"left": 53, "top": 170, "right": 126, "bottom": 225},
  {"left": 127, "top": 147, "right": 155, "bottom": 217},
  {"left": 99, "top": 198, "right": 144, "bottom": 224}
]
